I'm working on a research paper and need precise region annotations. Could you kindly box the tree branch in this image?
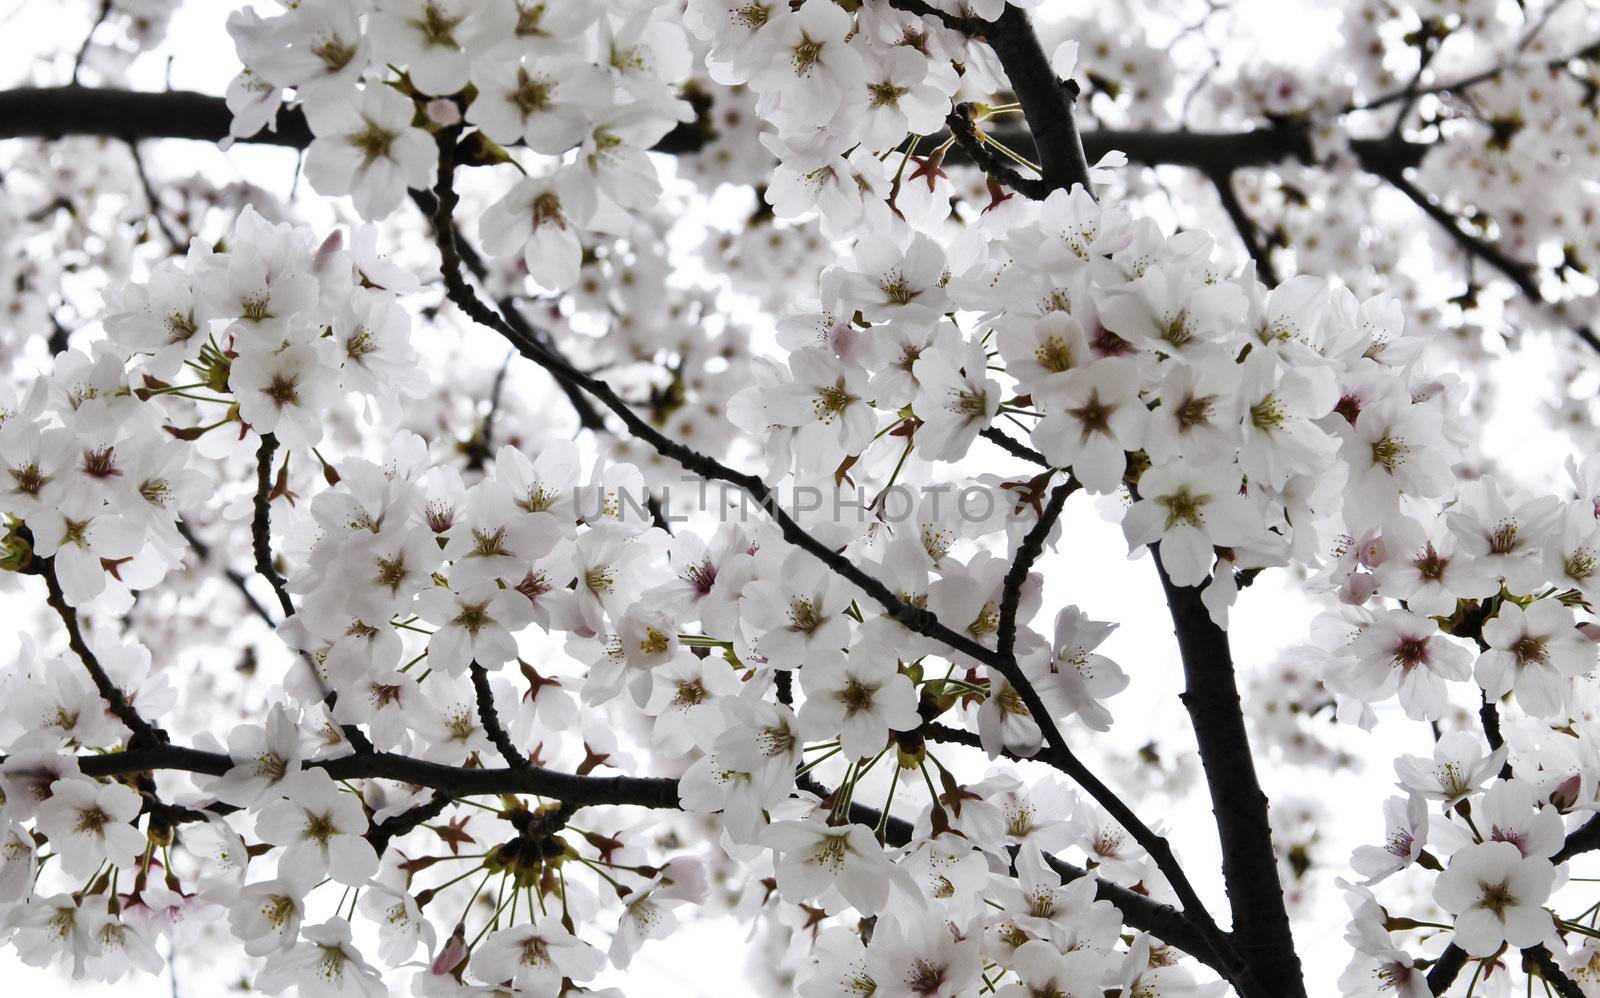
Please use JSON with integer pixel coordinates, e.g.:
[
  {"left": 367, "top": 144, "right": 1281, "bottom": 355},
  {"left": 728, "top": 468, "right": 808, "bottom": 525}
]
[
  {"left": 71, "top": 0, "right": 113, "bottom": 86},
  {"left": 464, "top": 349, "right": 516, "bottom": 473},
  {"left": 249, "top": 431, "right": 375, "bottom": 754},
  {"left": 1370, "top": 160, "right": 1600, "bottom": 355},
  {"left": 124, "top": 138, "right": 183, "bottom": 250},
  {"left": 981, "top": 6, "right": 1095, "bottom": 194},
  {"left": 804, "top": 766, "right": 1229, "bottom": 974},
  {"left": 1427, "top": 943, "right": 1469, "bottom": 993},
  {"left": 1152, "top": 549, "right": 1307, "bottom": 998},
  {"left": 74, "top": 743, "right": 682, "bottom": 810},
  {"left": 70, "top": 734, "right": 1234, "bottom": 969},
  {"left": 944, "top": 103, "right": 1051, "bottom": 200},
  {"left": 406, "top": 188, "right": 606, "bottom": 433},
  {"left": 426, "top": 127, "right": 1001, "bottom": 677},
  {"left": 177, "top": 518, "right": 277, "bottom": 627},
  {"left": 0, "top": 87, "right": 1431, "bottom": 178},
  {"left": 980, "top": 426, "right": 1049, "bottom": 466},
  {"left": 996, "top": 480, "right": 1073, "bottom": 660},
  {"left": 249, "top": 432, "right": 294, "bottom": 620},
  {"left": 469, "top": 661, "right": 529, "bottom": 772},
  {"left": 38, "top": 556, "right": 167, "bottom": 747},
  {"left": 1209, "top": 170, "right": 1280, "bottom": 287},
  {"left": 369, "top": 790, "right": 453, "bottom": 854},
  {"left": 1525, "top": 946, "right": 1586, "bottom": 998}
]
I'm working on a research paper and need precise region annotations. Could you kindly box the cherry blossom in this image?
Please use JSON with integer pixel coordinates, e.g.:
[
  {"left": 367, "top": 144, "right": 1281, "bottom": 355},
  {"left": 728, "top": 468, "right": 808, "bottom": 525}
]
[{"left": 6, "top": 1, "right": 1600, "bottom": 996}]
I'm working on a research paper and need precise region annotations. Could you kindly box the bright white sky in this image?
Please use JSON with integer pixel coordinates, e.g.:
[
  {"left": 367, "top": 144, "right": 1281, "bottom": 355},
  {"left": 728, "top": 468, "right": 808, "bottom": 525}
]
[{"left": 0, "top": 1, "right": 1586, "bottom": 996}]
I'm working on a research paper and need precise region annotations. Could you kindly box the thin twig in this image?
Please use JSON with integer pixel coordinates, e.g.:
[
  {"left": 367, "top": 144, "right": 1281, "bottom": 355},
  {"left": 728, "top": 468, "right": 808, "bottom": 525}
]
[
  {"left": 980, "top": 426, "right": 1049, "bottom": 466},
  {"left": 369, "top": 790, "right": 453, "bottom": 853},
  {"left": 996, "top": 481, "right": 1073, "bottom": 660},
  {"left": 250, "top": 433, "right": 295, "bottom": 619},
  {"left": 469, "top": 661, "right": 529, "bottom": 772},
  {"left": 177, "top": 518, "right": 276, "bottom": 626},
  {"left": 946, "top": 103, "right": 1050, "bottom": 200},
  {"left": 464, "top": 350, "right": 516, "bottom": 473},
  {"left": 124, "top": 138, "right": 184, "bottom": 250},
  {"left": 1210, "top": 170, "right": 1280, "bottom": 287},
  {"left": 249, "top": 432, "right": 375, "bottom": 754},
  {"left": 1524, "top": 946, "right": 1586, "bottom": 998},
  {"left": 1372, "top": 162, "right": 1600, "bottom": 355},
  {"left": 70, "top": 0, "right": 112, "bottom": 86},
  {"left": 38, "top": 556, "right": 167, "bottom": 747}
]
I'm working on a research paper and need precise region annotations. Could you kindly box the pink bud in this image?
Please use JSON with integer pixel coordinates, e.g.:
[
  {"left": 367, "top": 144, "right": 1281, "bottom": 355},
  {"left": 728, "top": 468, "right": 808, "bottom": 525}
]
[
  {"left": 426, "top": 99, "right": 462, "bottom": 128},
  {"left": 658, "top": 857, "right": 709, "bottom": 902},
  {"left": 313, "top": 229, "right": 344, "bottom": 274},
  {"left": 1551, "top": 773, "right": 1583, "bottom": 811},
  {"left": 430, "top": 930, "right": 468, "bottom": 976},
  {"left": 1342, "top": 573, "right": 1378, "bottom": 605}
]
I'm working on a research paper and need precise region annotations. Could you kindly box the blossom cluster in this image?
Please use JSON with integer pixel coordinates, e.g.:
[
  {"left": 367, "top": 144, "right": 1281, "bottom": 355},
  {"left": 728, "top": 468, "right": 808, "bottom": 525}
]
[
  {"left": 4, "top": 0, "right": 1600, "bottom": 997},
  {"left": 225, "top": 0, "right": 690, "bottom": 292}
]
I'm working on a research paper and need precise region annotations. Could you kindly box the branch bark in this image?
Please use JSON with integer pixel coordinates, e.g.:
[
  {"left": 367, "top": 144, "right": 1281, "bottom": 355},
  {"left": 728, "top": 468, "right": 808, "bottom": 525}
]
[
  {"left": 0, "top": 86, "right": 1428, "bottom": 177},
  {"left": 1153, "top": 550, "right": 1308, "bottom": 997},
  {"left": 1370, "top": 160, "right": 1600, "bottom": 355},
  {"left": 38, "top": 557, "right": 167, "bottom": 747},
  {"left": 980, "top": 6, "right": 1094, "bottom": 194},
  {"left": 63, "top": 734, "right": 1227, "bottom": 964},
  {"left": 1209, "top": 170, "right": 1280, "bottom": 288},
  {"left": 250, "top": 432, "right": 375, "bottom": 754},
  {"left": 73, "top": 742, "right": 682, "bottom": 809},
  {"left": 470, "top": 661, "right": 530, "bottom": 772},
  {"left": 249, "top": 433, "right": 294, "bottom": 619},
  {"left": 406, "top": 188, "right": 606, "bottom": 432},
  {"left": 805, "top": 767, "right": 1230, "bottom": 974}
]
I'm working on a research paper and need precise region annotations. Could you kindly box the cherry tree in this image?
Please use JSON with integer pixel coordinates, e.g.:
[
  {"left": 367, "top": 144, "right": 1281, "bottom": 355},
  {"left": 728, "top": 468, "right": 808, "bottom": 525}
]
[{"left": 0, "top": 1, "right": 1599, "bottom": 996}]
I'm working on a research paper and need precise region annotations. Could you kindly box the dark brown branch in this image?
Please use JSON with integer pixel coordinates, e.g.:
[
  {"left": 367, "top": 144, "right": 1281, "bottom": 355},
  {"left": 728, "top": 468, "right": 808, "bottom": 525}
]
[
  {"left": 74, "top": 735, "right": 1226, "bottom": 967},
  {"left": 981, "top": 6, "right": 1095, "bottom": 194},
  {"left": 996, "top": 481, "right": 1073, "bottom": 660},
  {"left": 470, "top": 661, "right": 529, "bottom": 772},
  {"left": 250, "top": 432, "right": 375, "bottom": 754},
  {"left": 0, "top": 86, "right": 706, "bottom": 155},
  {"left": 123, "top": 138, "right": 183, "bottom": 250},
  {"left": 249, "top": 432, "right": 295, "bottom": 620},
  {"left": 945, "top": 103, "right": 1050, "bottom": 200},
  {"left": 1209, "top": 170, "right": 1280, "bottom": 288},
  {"left": 427, "top": 127, "right": 1000, "bottom": 678},
  {"left": 38, "top": 557, "right": 167, "bottom": 748},
  {"left": 464, "top": 350, "right": 516, "bottom": 473},
  {"left": 1349, "top": 33, "right": 1600, "bottom": 115},
  {"left": 369, "top": 790, "right": 453, "bottom": 854},
  {"left": 1525, "top": 946, "right": 1586, "bottom": 998},
  {"left": 1427, "top": 944, "right": 1469, "bottom": 993},
  {"left": 0, "top": 87, "right": 1431, "bottom": 179},
  {"left": 71, "top": 0, "right": 113, "bottom": 86},
  {"left": 74, "top": 743, "right": 681, "bottom": 809},
  {"left": 804, "top": 766, "right": 1228, "bottom": 974},
  {"left": 406, "top": 188, "right": 606, "bottom": 432},
  {"left": 1554, "top": 811, "right": 1600, "bottom": 863},
  {"left": 1370, "top": 161, "right": 1600, "bottom": 356},
  {"left": 1153, "top": 549, "right": 1307, "bottom": 998},
  {"left": 980, "top": 426, "right": 1049, "bottom": 466},
  {"left": 177, "top": 518, "right": 277, "bottom": 627}
]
